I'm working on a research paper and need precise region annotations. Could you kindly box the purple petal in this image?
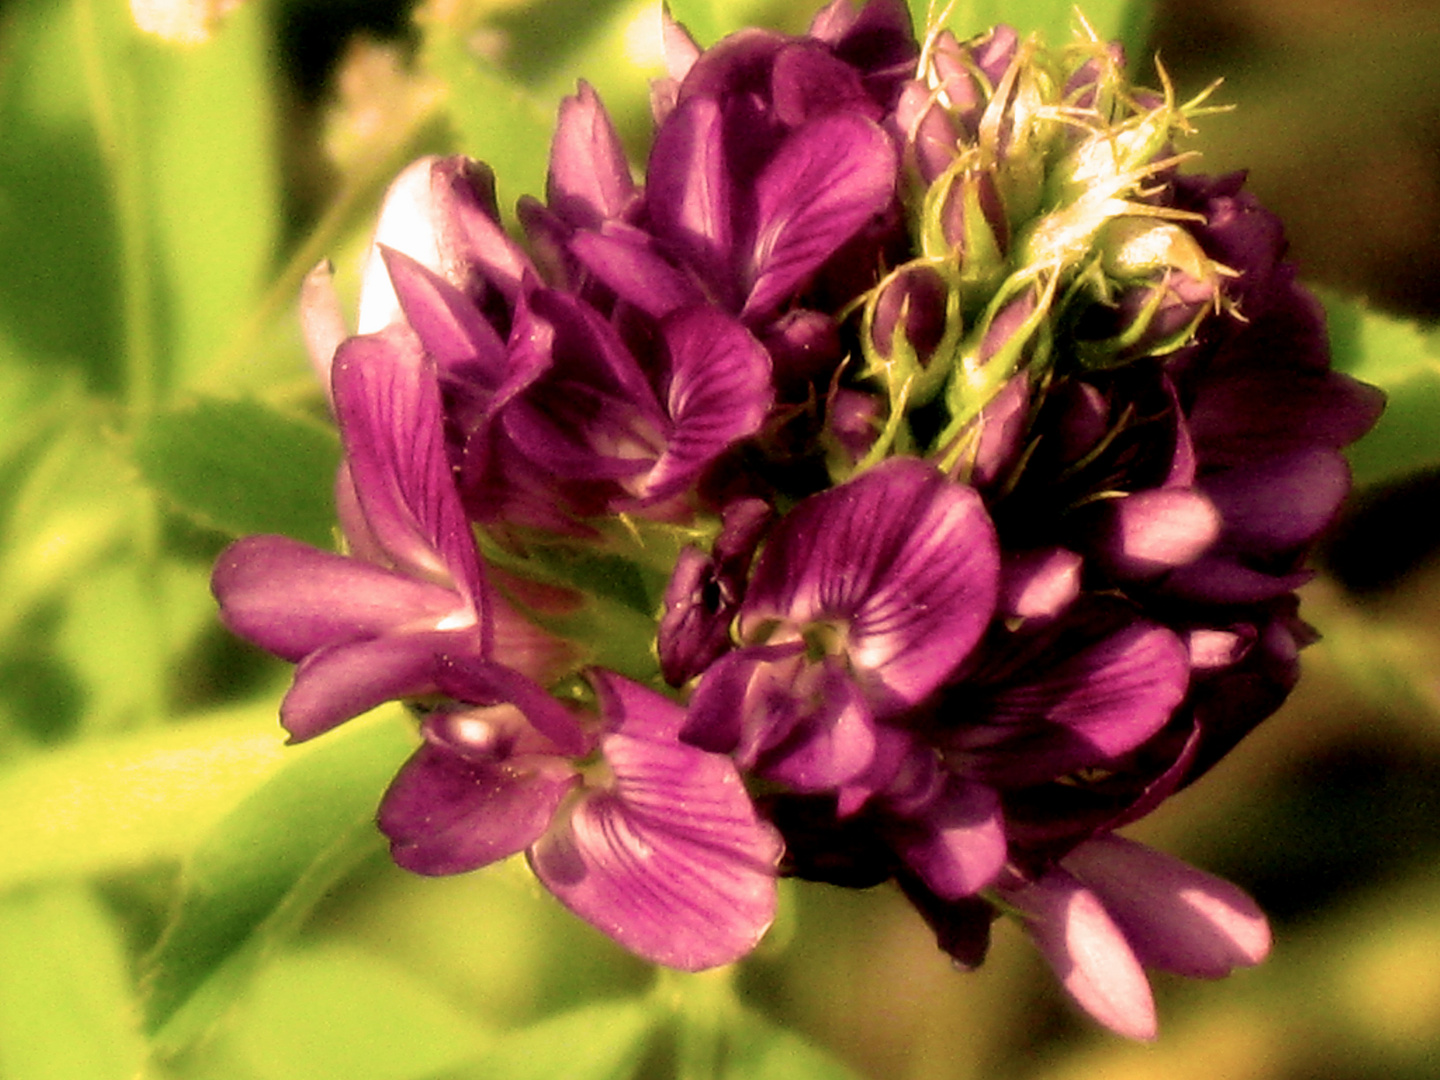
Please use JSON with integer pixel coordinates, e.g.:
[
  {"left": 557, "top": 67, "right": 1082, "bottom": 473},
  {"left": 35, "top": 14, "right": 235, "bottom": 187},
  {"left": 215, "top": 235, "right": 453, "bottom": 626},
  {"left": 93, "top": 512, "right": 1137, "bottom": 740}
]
[
  {"left": 741, "top": 458, "right": 999, "bottom": 710},
  {"left": 890, "top": 778, "right": 1005, "bottom": 899},
  {"left": 434, "top": 656, "right": 590, "bottom": 757},
  {"left": 569, "top": 225, "right": 704, "bottom": 320},
  {"left": 1092, "top": 488, "right": 1221, "bottom": 579},
  {"left": 1201, "top": 449, "right": 1351, "bottom": 554},
  {"left": 548, "top": 81, "right": 636, "bottom": 228},
  {"left": 999, "top": 547, "right": 1082, "bottom": 621},
  {"left": 1003, "top": 868, "right": 1158, "bottom": 1041},
  {"left": 760, "top": 657, "right": 878, "bottom": 791},
  {"left": 378, "top": 741, "right": 578, "bottom": 875},
  {"left": 497, "top": 287, "right": 667, "bottom": 482},
  {"left": 212, "top": 535, "right": 466, "bottom": 662},
  {"left": 952, "top": 616, "right": 1190, "bottom": 787},
  {"left": 769, "top": 41, "right": 879, "bottom": 127},
  {"left": 331, "top": 327, "right": 488, "bottom": 614},
  {"left": 1063, "top": 835, "right": 1271, "bottom": 978},
  {"left": 743, "top": 113, "right": 897, "bottom": 322},
  {"left": 646, "top": 95, "right": 737, "bottom": 304},
  {"left": 1189, "top": 369, "right": 1386, "bottom": 466},
  {"left": 280, "top": 630, "right": 466, "bottom": 742},
  {"left": 530, "top": 673, "right": 782, "bottom": 970},
  {"left": 643, "top": 307, "right": 773, "bottom": 501},
  {"left": 380, "top": 246, "right": 507, "bottom": 386}
]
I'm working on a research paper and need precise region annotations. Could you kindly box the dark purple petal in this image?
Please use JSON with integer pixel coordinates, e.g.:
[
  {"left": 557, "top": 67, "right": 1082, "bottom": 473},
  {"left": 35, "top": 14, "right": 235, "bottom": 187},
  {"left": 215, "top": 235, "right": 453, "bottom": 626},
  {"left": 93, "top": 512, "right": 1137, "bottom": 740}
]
[
  {"left": 211, "top": 535, "right": 464, "bottom": 662},
  {"left": 1063, "top": 835, "right": 1270, "bottom": 978},
  {"left": 647, "top": 95, "right": 738, "bottom": 305},
  {"left": 741, "top": 458, "right": 1000, "bottom": 710},
  {"left": 378, "top": 741, "right": 578, "bottom": 875},
  {"left": 280, "top": 630, "right": 464, "bottom": 742},
  {"left": 890, "top": 778, "right": 1005, "bottom": 899},
  {"left": 332, "top": 327, "right": 488, "bottom": 614},
  {"left": 380, "top": 246, "right": 507, "bottom": 386},
  {"left": 1189, "top": 369, "right": 1384, "bottom": 467},
  {"left": 743, "top": 113, "right": 897, "bottom": 322},
  {"left": 1001, "top": 868, "right": 1157, "bottom": 1041},
  {"left": 530, "top": 672, "right": 782, "bottom": 970},
  {"left": 569, "top": 226, "right": 704, "bottom": 319},
  {"left": 548, "top": 81, "right": 636, "bottom": 228},
  {"left": 1201, "top": 448, "right": 1351, "bottom": 554},
  {"left": 769, "top": 41, "right": 879, "bottom": 127},
  {"left": 950, "top": 617, "right": 1190, "bottom": 787},
  {"left": 643, "top": 307, "right": 774, "bottom": 501},
  {"left": 685, "top": 647, "right": 878, "bottom": 791}
]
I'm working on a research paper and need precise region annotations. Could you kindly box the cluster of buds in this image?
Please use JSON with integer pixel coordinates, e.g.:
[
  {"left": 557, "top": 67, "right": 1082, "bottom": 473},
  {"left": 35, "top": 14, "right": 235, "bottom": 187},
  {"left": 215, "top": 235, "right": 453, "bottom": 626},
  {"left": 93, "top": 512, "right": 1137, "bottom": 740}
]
[{"left": 212, "top": 0, "right": 1382, "bottom": 1039}]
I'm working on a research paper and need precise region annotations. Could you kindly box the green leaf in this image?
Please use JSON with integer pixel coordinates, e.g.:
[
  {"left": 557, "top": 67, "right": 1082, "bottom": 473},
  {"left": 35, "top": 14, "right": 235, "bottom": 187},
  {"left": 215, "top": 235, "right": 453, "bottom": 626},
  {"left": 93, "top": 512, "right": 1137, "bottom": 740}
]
[
  {"left": 0, "top": 0, "right": 124, "bottom": 389},
  {"left": 667, "top": 0, "right": 725, "bottom": 45},
  {"left": 422, "top": 20, "right": 555, "bottom": 217},
  {"left": 134, "top": 397, "right": 341, "bottom": 546},
  {"left": 224, "top": 943, "right": 488, "bottom": 1080},
  {"left": 1323, "top": 294, "right": 1440, "bottom": 488},
  {"left": 721, "top": 1009, "right": 864, "bottom": 1080},
  {"left": 0, "top": 704, "right": 289, "bottom": 889},
  {"left": 471, "top": 998, "right": 661, "bottom": 1080},
  {"left": 137, "top": 0, "right": 280, "bottom": 387},
  {"left": 143, "top": 706, "right": 416, "bottom": 1051},
  {"left": 0, "top": 883, "right": 147, "bottom": 1080}
]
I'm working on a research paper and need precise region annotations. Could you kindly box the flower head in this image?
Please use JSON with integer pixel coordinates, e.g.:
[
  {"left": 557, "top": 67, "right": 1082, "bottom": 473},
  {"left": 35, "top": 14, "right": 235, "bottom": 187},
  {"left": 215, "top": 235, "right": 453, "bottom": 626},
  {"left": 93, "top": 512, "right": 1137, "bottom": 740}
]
[{"left": 211, "top": 0, "right": 1382, "bottom": 1036}]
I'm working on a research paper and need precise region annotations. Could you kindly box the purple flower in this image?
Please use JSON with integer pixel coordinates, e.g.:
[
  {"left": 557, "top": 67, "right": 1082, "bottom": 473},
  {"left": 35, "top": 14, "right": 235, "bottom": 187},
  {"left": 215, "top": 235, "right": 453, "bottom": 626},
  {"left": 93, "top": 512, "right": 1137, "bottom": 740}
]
[
  {"left": 378, "top": 660, "right": 783, "bottom": 970},
  {"left": 997, "top": 834, "right": 1269, "bottom": 1039},
  {"left": 212, "top": 325, "right": 495, "bottom": 741}
]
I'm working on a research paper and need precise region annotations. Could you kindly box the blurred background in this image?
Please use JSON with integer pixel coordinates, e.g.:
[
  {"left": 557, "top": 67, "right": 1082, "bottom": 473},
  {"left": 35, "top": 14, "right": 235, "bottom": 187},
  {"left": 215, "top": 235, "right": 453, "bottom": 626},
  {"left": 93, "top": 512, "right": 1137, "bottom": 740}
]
[{"left": 2, "top": 0, "right": 1440, "bottom": 1077}]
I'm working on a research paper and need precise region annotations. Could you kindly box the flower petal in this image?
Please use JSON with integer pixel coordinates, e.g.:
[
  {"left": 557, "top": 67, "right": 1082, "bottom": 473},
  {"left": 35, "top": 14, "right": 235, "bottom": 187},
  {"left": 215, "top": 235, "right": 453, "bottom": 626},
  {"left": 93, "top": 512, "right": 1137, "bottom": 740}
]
[
  {"left": 951, "top": 611, "right": 1190, "bottom": 787},
  {"left": 742, "top": 458, "right": 1000, "bottom": 709},
  {"left": 1004, "top": 868, "right": 1158, "bottom": 1041},
  {"left": 646, "top": 95, "right": 738, "bottom": 305},
  {"left": 280, "top": 630, "right": 466, "bottom": 742},
  {"left": 1063, "top": 835, "right": 1271, "bottom": 978},
  {"left": 211, "top": 535, "right": 463, "bottom": 661},
  {"left": 332, "top": 327, "right": 488, "bottom": 614},
  {"left": 548, "top": 81, "right": 636, "bottom": 228},
  {"left": 378, "top": 742, "right": 578, "bottom": 875},
  {"left": 743, "top": 112, "right": 897, "bottom": 322},
  {"left": 643, "top": 306, "right": 773, "bottom": 502},
  {"left": 530, "top": 673, "right": 782, "bottom": 970},
  {"left": 890, "top": 778, "right": 1005, "bottom": 899}
]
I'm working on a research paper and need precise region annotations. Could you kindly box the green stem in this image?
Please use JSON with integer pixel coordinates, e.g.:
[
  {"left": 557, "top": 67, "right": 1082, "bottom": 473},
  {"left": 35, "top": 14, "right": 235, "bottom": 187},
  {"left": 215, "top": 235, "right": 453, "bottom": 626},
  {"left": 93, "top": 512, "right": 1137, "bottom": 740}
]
[{"left": 654, "top": 967, "right": 740, "bottom": 1080}]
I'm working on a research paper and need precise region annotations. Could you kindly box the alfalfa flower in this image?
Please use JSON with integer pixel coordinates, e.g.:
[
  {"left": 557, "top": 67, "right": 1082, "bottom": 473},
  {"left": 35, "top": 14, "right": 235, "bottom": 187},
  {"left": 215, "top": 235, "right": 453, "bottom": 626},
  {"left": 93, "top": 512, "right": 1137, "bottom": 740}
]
[{"left": 209, "top": 0, "right": 1383, "bottom": 1043}]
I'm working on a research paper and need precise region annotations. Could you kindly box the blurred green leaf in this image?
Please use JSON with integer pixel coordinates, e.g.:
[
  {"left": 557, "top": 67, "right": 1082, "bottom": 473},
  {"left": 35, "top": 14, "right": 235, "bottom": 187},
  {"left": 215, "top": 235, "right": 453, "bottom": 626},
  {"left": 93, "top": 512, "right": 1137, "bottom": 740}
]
[
  {"left": 227, "top": 942, "right": 488, "bottom": 1080},
  {"left": 722, "top": 1008, "right": 865, "bottom": 1080},
  {"left": 0, "top": 883, "right": 147, "bottom": 1080},
  {"left": 667, "top": 0, "right": 725, "bottom": 45},
  {"left": 0, "top": 704, "right": 290, "bottom": 889},
  {"left": 134, "top": 397, "right": 341, "bottom": 546},
  {"left": 472, "top": 997, "right": 660, "bottom": 1080},
  {"left": 138, "top": 0, "right": 279, "bottom": 387},
  {"left": 0, "top": 0, "right": 124, "bottom": 390},
  {"left": 1324, "top": 294, "right": 1440, "bottom": 487},
  {"left": 421, "top": 14, "right": 555, "bottom": 217},
  {"left": 0, "top": 392, "right": 135, "bottom": 643},
  {"left": 144, "top": 706, "right": 416, "bottom": 1051}
]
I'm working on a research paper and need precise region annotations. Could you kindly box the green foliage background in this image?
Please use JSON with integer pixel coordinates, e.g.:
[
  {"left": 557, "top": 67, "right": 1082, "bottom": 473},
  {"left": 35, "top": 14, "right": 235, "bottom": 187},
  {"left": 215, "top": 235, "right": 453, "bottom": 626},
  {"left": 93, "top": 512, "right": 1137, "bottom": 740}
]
[{"left": 2, "top": 0, "right": 1440, "bottom": 1077}]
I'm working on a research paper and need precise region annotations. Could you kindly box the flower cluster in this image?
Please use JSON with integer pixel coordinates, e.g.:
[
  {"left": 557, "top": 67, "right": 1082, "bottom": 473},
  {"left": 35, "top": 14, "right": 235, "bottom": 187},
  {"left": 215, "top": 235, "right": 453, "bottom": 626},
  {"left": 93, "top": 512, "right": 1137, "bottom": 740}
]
[{"left": 213, "top": 0, "right": 1382, "bottom": 1038}]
